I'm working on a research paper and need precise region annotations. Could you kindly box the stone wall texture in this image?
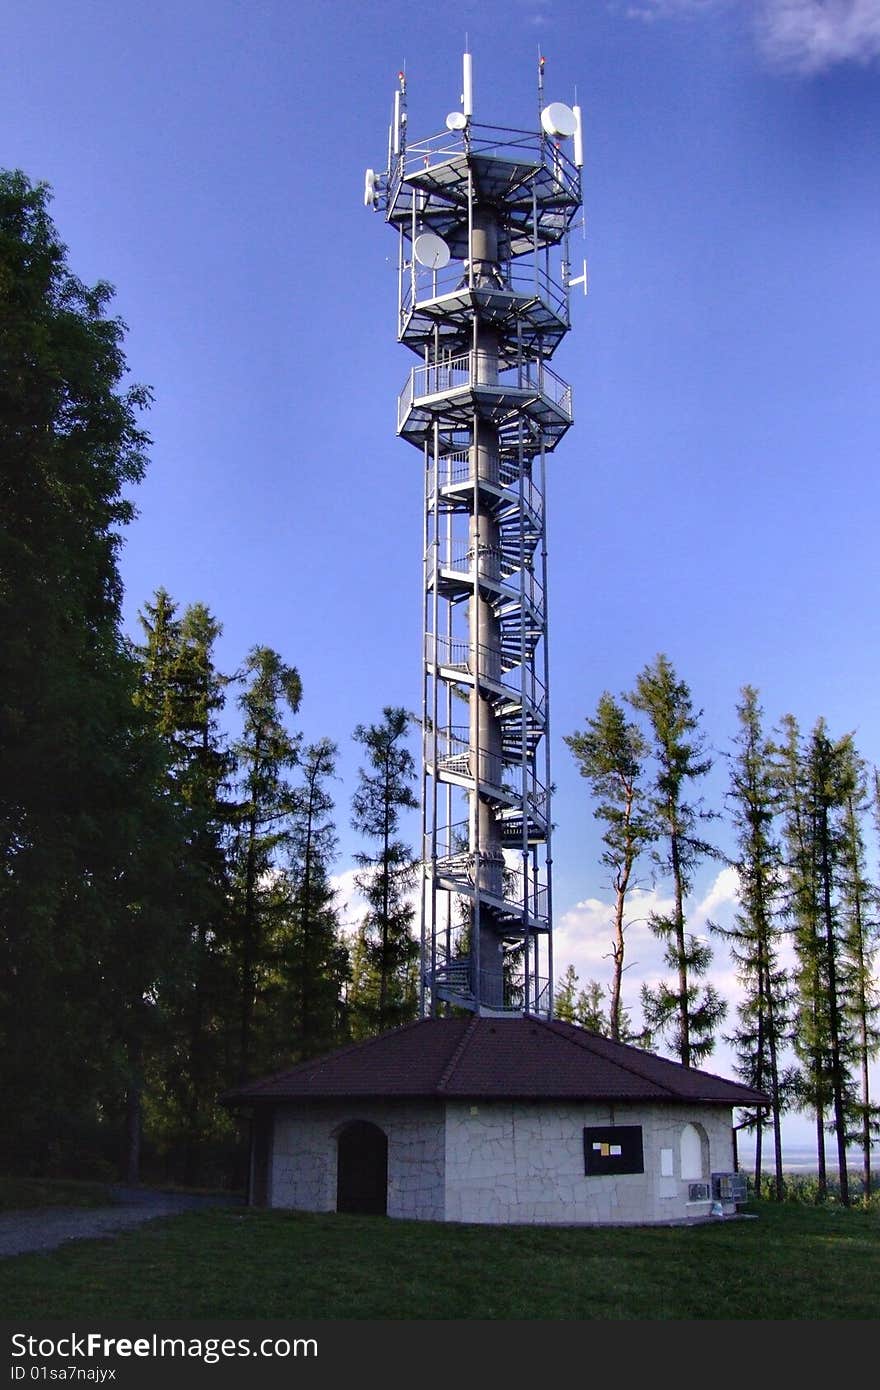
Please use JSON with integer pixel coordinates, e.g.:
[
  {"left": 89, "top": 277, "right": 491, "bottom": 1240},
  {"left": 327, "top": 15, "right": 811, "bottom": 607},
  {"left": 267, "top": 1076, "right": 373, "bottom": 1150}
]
[
  {"left": 268, "top": 1098, "right": 735, "bottom": 1224},
  {"left": 270, "top": 1099, "right": 446, "bottom": 1220},
  {"left": 443, "top": 1101, "right": 735, "bottom": 1224}
]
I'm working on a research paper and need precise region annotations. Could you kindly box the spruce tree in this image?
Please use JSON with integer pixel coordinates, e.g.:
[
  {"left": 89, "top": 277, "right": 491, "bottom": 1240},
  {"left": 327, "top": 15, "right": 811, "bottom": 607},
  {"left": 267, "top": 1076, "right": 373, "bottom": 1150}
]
[
  {"left": 134, "top": 592, "right": 234, "bottom": 1182},
  {"left": 285, "top": 738, "right": 348, "bottom": 1060},
  {"left": 231, "top": 647, "right": 302, "bottom": 1081},
  {"left": 351, "top": 707, "right": 418, "bottom": 1035},
  {"left": 629, "top": 655, "right": 725, "bottom": 1067}
]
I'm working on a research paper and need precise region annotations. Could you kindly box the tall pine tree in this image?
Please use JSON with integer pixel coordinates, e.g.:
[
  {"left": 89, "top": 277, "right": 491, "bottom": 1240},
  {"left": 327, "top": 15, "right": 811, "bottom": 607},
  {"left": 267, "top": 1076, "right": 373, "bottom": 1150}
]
[
  {"left": 565, "top": 693, "right": 653, "bottom": 1040},
  {"left": 717, "top": 687, "right": 794, "bottom": 1199},
  {"left": 350, "top": 708, "right": 418, "bottom": 1035},
  {"left": 629, "top": 655, "right": 725, "bottom": 1068}
]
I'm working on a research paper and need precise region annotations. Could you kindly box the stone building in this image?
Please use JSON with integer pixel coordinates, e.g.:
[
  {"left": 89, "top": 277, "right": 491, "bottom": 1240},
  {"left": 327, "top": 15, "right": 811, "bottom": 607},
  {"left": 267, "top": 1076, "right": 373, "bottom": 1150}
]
[{"left": 224, "top": 1016, "right": 766, "bottom": 1224}]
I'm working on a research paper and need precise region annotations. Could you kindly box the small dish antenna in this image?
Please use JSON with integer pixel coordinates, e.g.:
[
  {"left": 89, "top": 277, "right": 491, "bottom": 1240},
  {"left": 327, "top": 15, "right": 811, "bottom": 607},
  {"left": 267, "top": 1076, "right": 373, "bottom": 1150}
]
[
  {"left": 446, "top": 111, "right": 467, "bottom": 131},
  {"left": 364, "top": 168, "right": 378, "bottom": 208},
  {"left": 541, "top": 102, "right": 577, "bottom": 138},
  {"left": 414, "top": 232, "right": 451, "bottom": 270}
]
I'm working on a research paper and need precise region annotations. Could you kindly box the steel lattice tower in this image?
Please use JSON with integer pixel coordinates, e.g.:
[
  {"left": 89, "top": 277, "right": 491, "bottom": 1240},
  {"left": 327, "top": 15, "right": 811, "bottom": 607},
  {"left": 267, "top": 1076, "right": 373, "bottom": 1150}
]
[{"left": 367, "top": 55, "right": 583, "bottom": 1018}]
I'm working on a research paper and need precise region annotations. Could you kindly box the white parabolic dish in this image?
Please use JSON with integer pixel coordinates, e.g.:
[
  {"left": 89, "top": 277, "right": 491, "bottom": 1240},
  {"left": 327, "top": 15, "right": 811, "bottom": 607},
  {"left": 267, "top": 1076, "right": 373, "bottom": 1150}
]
[
  {"left": 541, "top": 102, "right": 577, "bottom": 138},
  {"left": 413, "top": 232, "right": 451, "bottom": 270}
]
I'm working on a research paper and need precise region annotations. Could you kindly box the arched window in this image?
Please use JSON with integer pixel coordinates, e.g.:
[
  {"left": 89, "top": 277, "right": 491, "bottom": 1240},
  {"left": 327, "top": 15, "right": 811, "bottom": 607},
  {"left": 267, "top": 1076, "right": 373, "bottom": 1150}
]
[
  {"left": 680, "top": 1123, "right": 707, "bottom": 1181},
  {"left": 336, "top": 1121, "right": 388, "bottom": 1215}
]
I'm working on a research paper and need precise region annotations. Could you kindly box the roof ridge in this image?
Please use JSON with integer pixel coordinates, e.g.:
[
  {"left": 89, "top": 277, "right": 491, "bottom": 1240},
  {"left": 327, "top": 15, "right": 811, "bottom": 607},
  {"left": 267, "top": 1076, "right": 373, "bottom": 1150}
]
[
  {"left": 538, "top": 1017, "right": 681, "bottom": 1098},
  {"left": 436, "top": 1014, "right": 481, "bottom": 1092},
  {"left": 545, "top": 1020, "right": 763, "bottom": 1096},
  {"left": 222, "top": 1017, "right": 430, "bottom": 1100}
]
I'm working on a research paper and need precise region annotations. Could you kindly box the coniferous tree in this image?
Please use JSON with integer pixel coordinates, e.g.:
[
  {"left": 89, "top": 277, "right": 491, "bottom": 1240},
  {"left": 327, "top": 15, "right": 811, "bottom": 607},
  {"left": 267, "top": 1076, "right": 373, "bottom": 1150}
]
[
  {"left": 0, "top": 170, "right": 163, "bottom": 1175},
  {"left": 134, "top": 592, "right": 234, "bottom": 1182},
  {"left": 807, "top": 722, "right": 857, "bottom": 1205},
  {"left": 351, "top": 707, "right": 418, "bottom": 1035},
  {"left": 838, "top": 743, "right": 879, "bottom": 1197},
  {"left": 777, "top": 716, "right": 858, "bottom": 1203},
  {"left": 230, "top": 647, "right": 302, "bottom": 1081},
  {"left": 716, "top": 687, "right": 795, "bottom": 1200},
  {"left": 284, "top": 738, "right": 348, "bottom": 1060},
  {"left": 565, "top": 694, "right": 654, "bottom": 1040},
  {"left": 776, "top": 714, "right": 831, "bottom": 1197},
  {"left": 629, "top": 655, "right": 725, "bottom": 1067}
]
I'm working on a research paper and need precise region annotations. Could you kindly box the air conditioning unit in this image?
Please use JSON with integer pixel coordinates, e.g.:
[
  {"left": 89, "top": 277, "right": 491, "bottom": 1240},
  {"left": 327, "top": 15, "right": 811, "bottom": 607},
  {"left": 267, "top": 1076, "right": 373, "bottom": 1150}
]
[
  {"left": 712, "top": 1172, "right": 748, "bottom": 1203},
  {"left": 688, "top": 1182, "right": 710, "bottom": 1202}
]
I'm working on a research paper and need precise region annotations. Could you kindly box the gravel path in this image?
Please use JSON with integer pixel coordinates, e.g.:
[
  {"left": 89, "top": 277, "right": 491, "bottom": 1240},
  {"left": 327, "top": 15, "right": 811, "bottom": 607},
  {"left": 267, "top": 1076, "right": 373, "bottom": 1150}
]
[{"left": 0, "top": 1187, "right": 243, "bottom": 1258}]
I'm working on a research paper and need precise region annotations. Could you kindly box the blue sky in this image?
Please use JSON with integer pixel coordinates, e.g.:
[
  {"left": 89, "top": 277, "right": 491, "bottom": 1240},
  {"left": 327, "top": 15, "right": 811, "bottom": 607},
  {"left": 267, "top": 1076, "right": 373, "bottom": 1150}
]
[{"left": 7, "top": 1, "right": 879, "bottom": 1143}]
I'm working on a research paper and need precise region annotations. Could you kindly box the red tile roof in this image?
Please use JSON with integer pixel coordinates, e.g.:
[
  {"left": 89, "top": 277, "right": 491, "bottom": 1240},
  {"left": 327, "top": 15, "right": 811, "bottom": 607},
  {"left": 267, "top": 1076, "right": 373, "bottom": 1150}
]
[{"left": 223, "top": 1017, "right": 768, "bottom": 1107}]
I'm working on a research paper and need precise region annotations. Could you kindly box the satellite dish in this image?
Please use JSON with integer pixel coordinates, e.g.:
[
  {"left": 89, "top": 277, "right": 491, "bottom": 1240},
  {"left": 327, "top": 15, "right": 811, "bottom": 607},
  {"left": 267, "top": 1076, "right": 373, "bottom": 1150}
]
[
  {"left": 541, "top": 102, "right": 577, "bottom": 139},
  {"left": 446, "top": 111, "right": 467, "bottom": 131},
  {"left": 414, "top": 232, "right": 451, "bottom": 270},
  {"left": 364, "top": 168, "right": 378, "bottom": 208}
]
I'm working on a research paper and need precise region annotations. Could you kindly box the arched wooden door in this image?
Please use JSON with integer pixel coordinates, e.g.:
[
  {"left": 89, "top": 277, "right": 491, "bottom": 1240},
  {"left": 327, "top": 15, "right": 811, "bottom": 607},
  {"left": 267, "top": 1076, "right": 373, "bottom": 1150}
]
[{"left": 336, "top": 1121, "right": 388, "bottom": 1215}]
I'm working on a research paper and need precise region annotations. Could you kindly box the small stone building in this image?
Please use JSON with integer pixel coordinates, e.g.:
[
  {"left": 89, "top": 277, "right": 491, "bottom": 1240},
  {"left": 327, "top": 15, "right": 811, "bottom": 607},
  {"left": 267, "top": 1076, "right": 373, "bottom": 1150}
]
[{"left": 224, "top": 1016, "right": 766, "bottom": 1225}]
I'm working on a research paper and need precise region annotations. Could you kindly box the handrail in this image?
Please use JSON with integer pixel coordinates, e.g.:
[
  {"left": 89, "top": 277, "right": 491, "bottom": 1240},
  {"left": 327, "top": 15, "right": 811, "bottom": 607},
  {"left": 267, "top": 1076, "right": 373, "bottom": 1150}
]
[
  {"left": 399, "top": 121, "right": 580, "bottom": 199},
  {"left": 428, "top": 541, "right": 544, "bottom": 609},
  {"left": 401, "top": 260, "right": 568, "bottom": 327},
  {"left": 429, "top": 847, "right": 550, "bottom": 925},
  {"left": 400, "top": 355, "right": 572, "bottom": 431},
  {"left": 427, "top": 454, "right": 545, "bottom": 526},
  {"left": 426, "top": 632, "right": 547, "bottom": 711}
]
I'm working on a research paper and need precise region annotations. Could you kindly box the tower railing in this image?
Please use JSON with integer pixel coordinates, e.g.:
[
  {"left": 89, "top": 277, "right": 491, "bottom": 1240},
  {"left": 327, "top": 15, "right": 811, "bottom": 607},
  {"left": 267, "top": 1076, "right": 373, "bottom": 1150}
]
[
  {"left": 427, "top": 455, "right": 545, "bottom": 526},
  {"left": 425, "top": 632, "right": 547, "bottom": 712},
  {"left": 388, "top": 121, "right": 581, "bottom": 208},
  {"left": 398, "top": 353, "right": 572, "bottom": 431},
  {"left": 401, "top": 262, "right": 568, "bottom": 333}
]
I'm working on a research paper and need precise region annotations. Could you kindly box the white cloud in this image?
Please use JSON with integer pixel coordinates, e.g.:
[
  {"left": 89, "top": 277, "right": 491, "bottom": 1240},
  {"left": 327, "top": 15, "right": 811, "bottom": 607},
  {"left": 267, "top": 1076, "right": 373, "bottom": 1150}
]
[
  {"left": 694, "top": 863, "right": 740, "bottom": 924},
  {"left": 329, "top": 866, "right": 367, "bottom": 934},
  {"left": 621, "top": 0, "right": 724, "bottom": 21},
  {"left": 755, "top": 0, "right": 880, "bottom": 74},
  {"left": 555, "top": 868, "right": 748, "bottom": 1022},
  {"left": 622, "top": 0, "right": 880, "bottom": 73}
]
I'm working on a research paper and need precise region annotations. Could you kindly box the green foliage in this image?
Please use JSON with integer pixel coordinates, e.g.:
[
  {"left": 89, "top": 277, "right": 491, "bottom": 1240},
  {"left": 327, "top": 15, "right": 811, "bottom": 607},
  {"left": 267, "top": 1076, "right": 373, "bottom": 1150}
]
[
  {"left": 230, "top": 646, "right": 302, "bottom": 1081},
  {"left": 350, "top": 707, "right": 418, "bottom": 1035},
  {"left": 565, "top": 693, "right": 653, "bottom": 1040},
  {"left": 775, "top": 716, "right": 863, "bottom": 1202},
  {"left": 0, "top": 169, "right": 174, "bottom": 1176},
  {"left": 629, "top": 654, "right": 725, "bottom": 1067},
  {"left": 274, "top": 738, "right": 348, "bottom": 1062},
  {"left": 715, "top": 687, "right": 795, "bottom": 1198}
]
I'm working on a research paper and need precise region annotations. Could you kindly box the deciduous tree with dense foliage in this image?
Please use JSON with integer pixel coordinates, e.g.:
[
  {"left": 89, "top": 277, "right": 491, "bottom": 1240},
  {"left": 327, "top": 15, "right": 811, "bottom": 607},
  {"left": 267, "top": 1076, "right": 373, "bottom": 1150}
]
[{"left": 0, "top": 170, "right": 170, "bottom": 1176}]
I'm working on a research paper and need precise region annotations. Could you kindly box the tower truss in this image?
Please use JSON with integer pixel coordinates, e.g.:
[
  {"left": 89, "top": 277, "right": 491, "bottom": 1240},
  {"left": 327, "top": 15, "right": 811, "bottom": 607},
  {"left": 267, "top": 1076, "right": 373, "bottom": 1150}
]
[{"left": 368, "top": 59, "right": 583, "bottom": 1018}]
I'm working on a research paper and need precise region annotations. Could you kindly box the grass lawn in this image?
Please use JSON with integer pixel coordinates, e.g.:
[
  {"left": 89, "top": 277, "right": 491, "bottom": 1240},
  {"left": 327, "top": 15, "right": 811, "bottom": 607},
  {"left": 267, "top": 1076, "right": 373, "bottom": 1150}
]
[{"left": 0, "top": 1200, "right": 877, "bottom": 1319}]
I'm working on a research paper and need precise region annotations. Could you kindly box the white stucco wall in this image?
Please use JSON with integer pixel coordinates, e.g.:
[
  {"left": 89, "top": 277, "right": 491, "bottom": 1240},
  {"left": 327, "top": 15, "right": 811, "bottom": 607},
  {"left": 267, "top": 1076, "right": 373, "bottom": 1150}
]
[
  {"left": 443, "top": 1101, "right": 735, "bottom": 1224},
  {"left": 270, "top": 1099, "right": 446, "bottom": 1220}
]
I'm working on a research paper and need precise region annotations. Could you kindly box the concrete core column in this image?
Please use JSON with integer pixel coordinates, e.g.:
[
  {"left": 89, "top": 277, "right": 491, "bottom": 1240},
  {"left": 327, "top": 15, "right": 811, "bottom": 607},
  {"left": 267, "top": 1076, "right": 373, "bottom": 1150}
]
[{"left": 469, "top": 206, "right": 506, "bottom": 1010}]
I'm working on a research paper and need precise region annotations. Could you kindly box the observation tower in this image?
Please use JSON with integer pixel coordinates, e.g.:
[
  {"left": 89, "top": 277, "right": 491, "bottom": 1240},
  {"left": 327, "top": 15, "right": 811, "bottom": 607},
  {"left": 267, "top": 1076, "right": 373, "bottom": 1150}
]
[{"left": 366, "top": 54, "right": 583, "bottom": 1018}]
